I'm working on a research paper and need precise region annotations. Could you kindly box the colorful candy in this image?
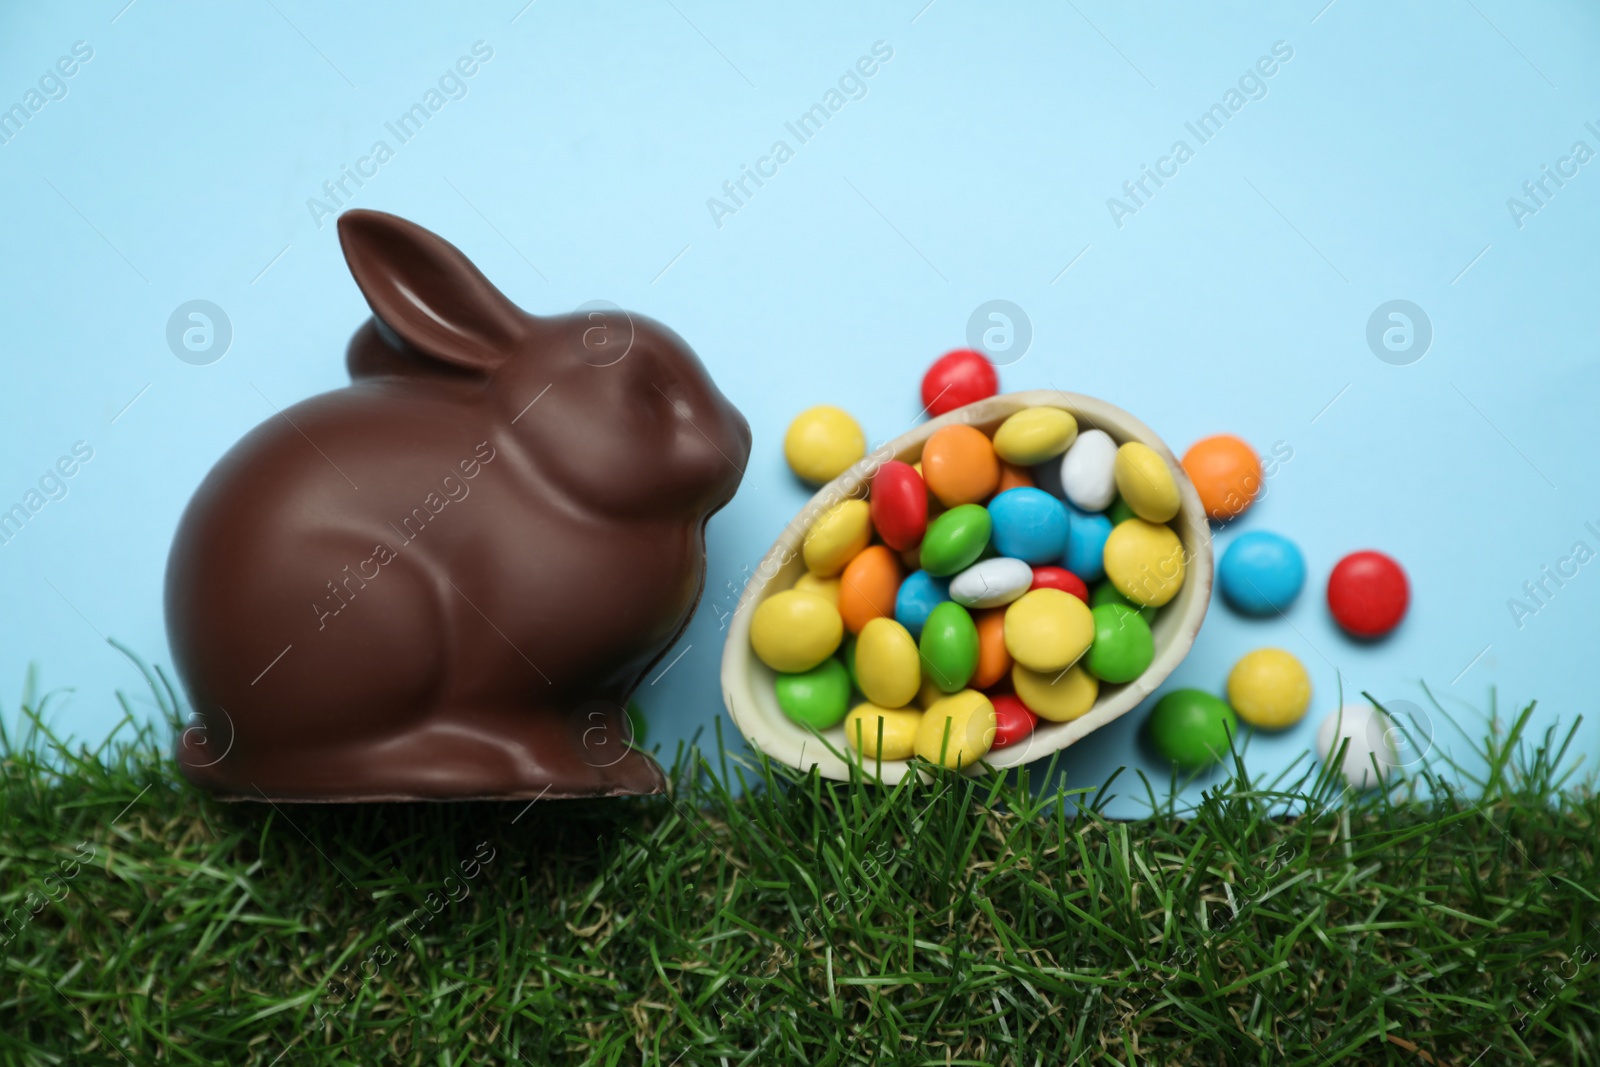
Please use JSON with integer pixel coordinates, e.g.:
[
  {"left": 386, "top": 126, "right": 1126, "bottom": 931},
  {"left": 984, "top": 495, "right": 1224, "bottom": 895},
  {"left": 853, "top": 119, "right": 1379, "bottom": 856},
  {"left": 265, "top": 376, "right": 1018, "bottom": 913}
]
[
  {"left": 1084, "top": 603, "right": 1154, "bottom": 683},
  {"left": 992, "top": 407, "right": 1078, "bottom": 466},
  {"left": 921, "top": 349, "right": 998, "bottom": 417},
  {"left": 918, "top": 601, "right": 979, "bottom": 693},
  {"left": 1181, "top": 434, "right": 1260, "bottom": 520},
  {"left": 1103, "top": 519, "right": 1186, "bottom": 607},
  {"left": 1226, "top": 648, "right": 1311, "bottom": 729},
  {"left": 1315, "top": 703, "right": 1396, "bottom": 789},
  {"left": 774, "top": 658, "right": 851, "bottom": 729},
  {"left": 750, "top": 590, "right": 844, "bottom": 672},
  {"left": 987, "top": 487, "right": 1070, "bottom": 564},
  {"left": 1003, "top": 588, "right": 1094, "bottom": 672},
  {"left": 950, "top": 557, "right": 1033, "bottom": 609},
  {"left": 915, "top": 689, "right": 996, "bottom": 769},
  {"left": 1061, "top": 506, "right": 1113, "bottom": 583},
  {"left": 1090, "top": 580, "right": 1155, "bottom": 625},
  {"left": 854, "top": 617, "right": 921, "bottom": 709},
  {"left": 922, "top": 424, "right": 1000, "bottom": 507},
  {"left": 1218, "top": 531, "right": 1305, "bottom": 616},
  {"left": 845, "top": 703, "right": 921, "bottom": 760},
  {"left": 1327, "top": 550, "right": 1409, "bottom": 638},
  {"left": 1148, "top": 689, "right": 1237, "bottom": 768},
  {"left": 838, "top": 545, "right": 903, "bottom": 633},
  {"left": 803, "top": 499, "right": 872, "bottom": 577},
  {"left": 1011, "top": 662, "right": 1098, "bottom": 722},
  {"left": 1113, "top": 442, "right": 1180, "bottom": 524},
  {"left": 920, "top": 504, "right": 992, "bottom": 577},
  {"left": 1030, "top": 565, "right": 1088, "bottom": 603},
  {"left": 989, "top": 693, "right": 1038, "bottom": 749},
  {"left": 793, "top": 572, "right": 841, "bottom": 607},
  {"left": 868, "top": 461, "right": 928, "bottom": 551},
  {"left": 971, "top": 608, "right": 1014, "bottom": 689},
  {"left": 1059, "top": 428, "right": 1119, "bottom": 512},
  {"left": 894, "top": 570, "right": 950, "bottom": 637},
  {"left": 996, "top": 461, "right": 1035, "bottom": 493},
  {"left": 784, "top": 405, "right": 865, "bottom": 484}
]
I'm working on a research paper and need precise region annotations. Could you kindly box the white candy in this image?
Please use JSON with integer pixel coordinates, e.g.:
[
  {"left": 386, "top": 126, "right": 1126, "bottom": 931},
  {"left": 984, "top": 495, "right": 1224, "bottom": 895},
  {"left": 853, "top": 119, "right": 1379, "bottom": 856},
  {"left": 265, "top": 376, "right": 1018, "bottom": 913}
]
[
  {"left": 1059, "top": 429, "right": 1118, "bottom": 513},
  {"left": 1315, "top": 703, "right": 1397, "bottom": 790},
  {"left": 949, "top": 557, "right": 1033, "bottom": 609}
]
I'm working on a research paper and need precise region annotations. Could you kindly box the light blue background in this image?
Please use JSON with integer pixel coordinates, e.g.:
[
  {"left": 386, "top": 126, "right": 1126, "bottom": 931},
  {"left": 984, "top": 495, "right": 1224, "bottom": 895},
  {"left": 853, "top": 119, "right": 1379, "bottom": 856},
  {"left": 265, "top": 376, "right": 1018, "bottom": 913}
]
[{"left": 2, "top": 1, "right": 1595, "bottom": 814}]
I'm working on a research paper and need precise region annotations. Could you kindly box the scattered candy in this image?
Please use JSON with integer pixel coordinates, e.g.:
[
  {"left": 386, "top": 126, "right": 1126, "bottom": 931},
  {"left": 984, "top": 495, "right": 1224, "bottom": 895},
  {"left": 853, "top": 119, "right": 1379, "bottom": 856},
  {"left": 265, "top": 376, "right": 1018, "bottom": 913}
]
[
  {"left": 1327, "top": 550, "right": 1409, "bottom": 638},
  {"left": 1182, "top": 434, "right": 1261, "bottom": 520},
  {"left": 1113, "top": 442, "right": 1181, "bottom": 524},
  {"left": 950, "top": 557, "right": 1033, "bottom": 609},
  {"left": 845, "top": 703, "right": 921, "bottom": 760},
  {"left": 1148, "top": 689, "right": 1237, "bottom": 769},
  {"left": 784, "top": 405, "right": 865, "bottom": 484},
  {"left": 922, "top": 349, "right": 997, "bottom": 417},
  {"left": 989, "top": 693, "right": 1039, "bottom": 749},
  {"left": 868, "top": 461, "right": 928, "bottom": 551},
  {"left": 1059, "top": 428, "right": 1119, "bottom": 512},
  {"left": 1062, "top": 506, "right": 1113, "bottom": 583},
  {"left": 838, "top": 545, "right": 903, "bottom": 633},
  {"left": 1226, "top": 648, "right": 1311, "bottom": 729},
  {"left": 894, "top": 570, "right": 950, "bottom": 637},
  {"left": 1011, "top": 662, "right": 1098, "bottom": 722},
  {"left": 992, "top": 407, "right": 1078, "bottom": 466},
  {"left": 1030, "top": 565, "right": 1089, "bottom": 602},
  {"left": 1089, "top": 580, "right": 1155, "bottom": 625},
  {"left": 1103, "top": 519, "right": 1186, "bottom": 607},
  {"left": 1084, "top": 603, "right": 1154, "bottom": 683},
  {"left": 922, "top": 424, "right": 1000, "bottom": 507},
  {"left": 996, "top": 461, "right": 1036, "bottom": 493},
  {"left": 854, "top": 617, "right": 922, "bottom": 709},
  {"left": 751, "top": 590, "right": 843, "bottom": 673},
  {"left": 793, "top": 572, "right": 841, "bottom": 607},
  {"left": 1315, "top": 703, "right": 1396, "bottom": 789},
  {"left": 920, "top": 504, "right": 992, "bottom": 577},
  {"left": 775, "top": 658, "right": 852, "bottom": 729},
  {"left": 918, "top": 601, "right": 979, "bottom": 693},
  {"left": 1218, "top": 531, "right": 1305, "bottom": 616},
  {"left": 803, "top": 499, "right": 872, "bottom": 577},
  {"left": 1003, "top": 588, "right": 1094, "bottom": 673},
  {"left": 915, "top": 689, "right": 996, "bottom": 769},
  {"left": 972, "top": 608, "right": 1014, "bottom": 689},
  {"left": 988, "top": 487, "right": 1071, "bottom": 564}
]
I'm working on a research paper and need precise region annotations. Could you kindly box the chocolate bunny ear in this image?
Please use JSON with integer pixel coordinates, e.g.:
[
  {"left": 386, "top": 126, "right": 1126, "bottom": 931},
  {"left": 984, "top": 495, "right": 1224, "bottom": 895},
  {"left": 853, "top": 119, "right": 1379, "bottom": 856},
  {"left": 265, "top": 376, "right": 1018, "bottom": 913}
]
[{"left": 338, "top": 209, "right": 527, "bottom": 373}]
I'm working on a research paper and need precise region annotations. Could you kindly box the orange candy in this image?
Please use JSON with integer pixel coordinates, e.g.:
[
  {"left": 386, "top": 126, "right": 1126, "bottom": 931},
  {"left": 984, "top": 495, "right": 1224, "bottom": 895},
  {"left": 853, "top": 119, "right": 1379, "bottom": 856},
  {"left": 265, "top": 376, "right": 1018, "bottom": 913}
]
[
  {"left": 972, "top": 608, "right": 1014, "bottom": 689},
  {"left": 1182, "top": 434, "right": 1261, "bottom": 520},
  {"left": 997, "top": 461, "right": 1035, "bottom": 494},
  {"left": 838, "top": 545, "right": 903, "bottom": 634},
  {"left": 921, "top": 425, "right": 1000, "bottom": 507}
]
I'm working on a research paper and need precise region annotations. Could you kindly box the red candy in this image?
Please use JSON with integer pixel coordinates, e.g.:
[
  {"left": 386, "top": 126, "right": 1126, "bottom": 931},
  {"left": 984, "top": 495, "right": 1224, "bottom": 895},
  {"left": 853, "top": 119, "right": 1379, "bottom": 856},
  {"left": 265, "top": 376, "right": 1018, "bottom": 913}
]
[
  {"left": 869, "top": 461, "right": 929, "bottom": 551},
  {"left": 921, "top": 349, "right": 998, "bottom": 418},
  {"left": 1029, "top": 565, "right": 1089, "bottom": 603},
  {"left": 1327, "top": 550, "right": 1409, "bottom": 638},
  {"left": 989, "top": 694, "right": 1038, "bottom": 749}
]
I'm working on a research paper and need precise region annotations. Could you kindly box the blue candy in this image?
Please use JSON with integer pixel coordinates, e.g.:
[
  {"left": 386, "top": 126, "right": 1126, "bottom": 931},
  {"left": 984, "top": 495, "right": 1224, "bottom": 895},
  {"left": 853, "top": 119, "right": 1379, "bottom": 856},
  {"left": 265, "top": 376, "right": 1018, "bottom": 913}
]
[
  {"left": 987, "top": 488, "right": 1070, "bottom": 564},
  {"left": 1218, "top": 530, "right": 1305, "bottom": 616},
  {"left": 1061, "top": 504, "right": 1113, "bottom": 583},
  {"left": 894, "top": 570, "right": 951, "bottom": 637}
]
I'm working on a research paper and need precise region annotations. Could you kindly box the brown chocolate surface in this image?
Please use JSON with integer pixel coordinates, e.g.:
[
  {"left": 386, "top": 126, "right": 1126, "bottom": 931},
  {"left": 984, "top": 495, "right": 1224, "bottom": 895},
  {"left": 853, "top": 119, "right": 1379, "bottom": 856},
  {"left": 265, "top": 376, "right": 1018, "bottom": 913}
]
[{"left": 165, "top": 209, "right": 749, "bottom": 801}]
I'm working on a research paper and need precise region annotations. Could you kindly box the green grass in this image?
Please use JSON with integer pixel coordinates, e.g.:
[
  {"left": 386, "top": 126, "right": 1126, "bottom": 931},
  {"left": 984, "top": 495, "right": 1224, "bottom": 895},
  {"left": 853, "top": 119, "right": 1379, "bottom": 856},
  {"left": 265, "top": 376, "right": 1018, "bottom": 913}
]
[{"left": 1, "top": 655, "right": 1597, "bottom": 1066}]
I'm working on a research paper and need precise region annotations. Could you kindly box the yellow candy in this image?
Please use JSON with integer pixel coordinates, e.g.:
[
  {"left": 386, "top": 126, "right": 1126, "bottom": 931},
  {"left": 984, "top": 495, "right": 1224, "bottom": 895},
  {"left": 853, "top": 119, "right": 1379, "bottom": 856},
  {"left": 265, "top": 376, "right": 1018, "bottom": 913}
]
[
  {"left": 1011, "top": 662, "right": 1098, "bottom": 722},
  {"left": 915, "top": 690, "right": 996, "bottom": 769},
  {"left": 749, "top": 590, "right": 843, "bottom": 673},
  {"left": 803, "top": 499, "right": 871, "bottom": 577},
  {"left": 844, "top": 703, "right": 921, "bottom": 760},
  {"left": 992, "top": 407, "right": 1078, "bottom": 466},
  {"left": 854, "top": 618, "right": 920, "bottom": 709},
  {"left": 1103, "top": 519, "right": 1186, "bottom": 607},
  {"left": 1227, "top": 648, "right": 1311, "bottom": 729},
  {"left": 916, "top": 673, "right": 946, "bottom": 709},
  {"left": 1114, "top": 442, "right": 1180, "bottom": 523},
  {"left": 785, "top": 405, "right": 865, "bottom": 484},
  {"left": 793, "top": 573, "right": 841, "bottom": 607},
  {"left": 1002, "top": 588, "right": 1094, "bottom": 672}
]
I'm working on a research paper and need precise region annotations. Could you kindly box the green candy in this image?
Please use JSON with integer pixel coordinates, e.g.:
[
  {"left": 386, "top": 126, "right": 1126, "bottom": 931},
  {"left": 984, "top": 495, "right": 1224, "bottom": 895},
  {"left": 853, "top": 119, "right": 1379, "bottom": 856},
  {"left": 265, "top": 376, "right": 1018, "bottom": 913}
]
[
  {"left": 1148, "top": 688, "right": 1238, "bottom": 769},
  {"left": 918, "top": 601, "right": 978, "bottom": 694},
  {"left": 1085, "top": 603, "right": 1154, "bottom": 683},
  {"left": 842, "top": 636, "right": 860, "bottom": 690},
  {"left": 920, "top": 504, "right": 992, "bottom": 577},
  {"left": 774, "top": 658, "right": 852, "bottom": 729},
  {"left": 625, "top": 700, "right": 648, "bottom": 746},
  {"left": 1091, "top": 580, "right": 1156, "bottom": 625},
  {"left": 1107, "top": 496, "right": 1137, "bottom": 525}
]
